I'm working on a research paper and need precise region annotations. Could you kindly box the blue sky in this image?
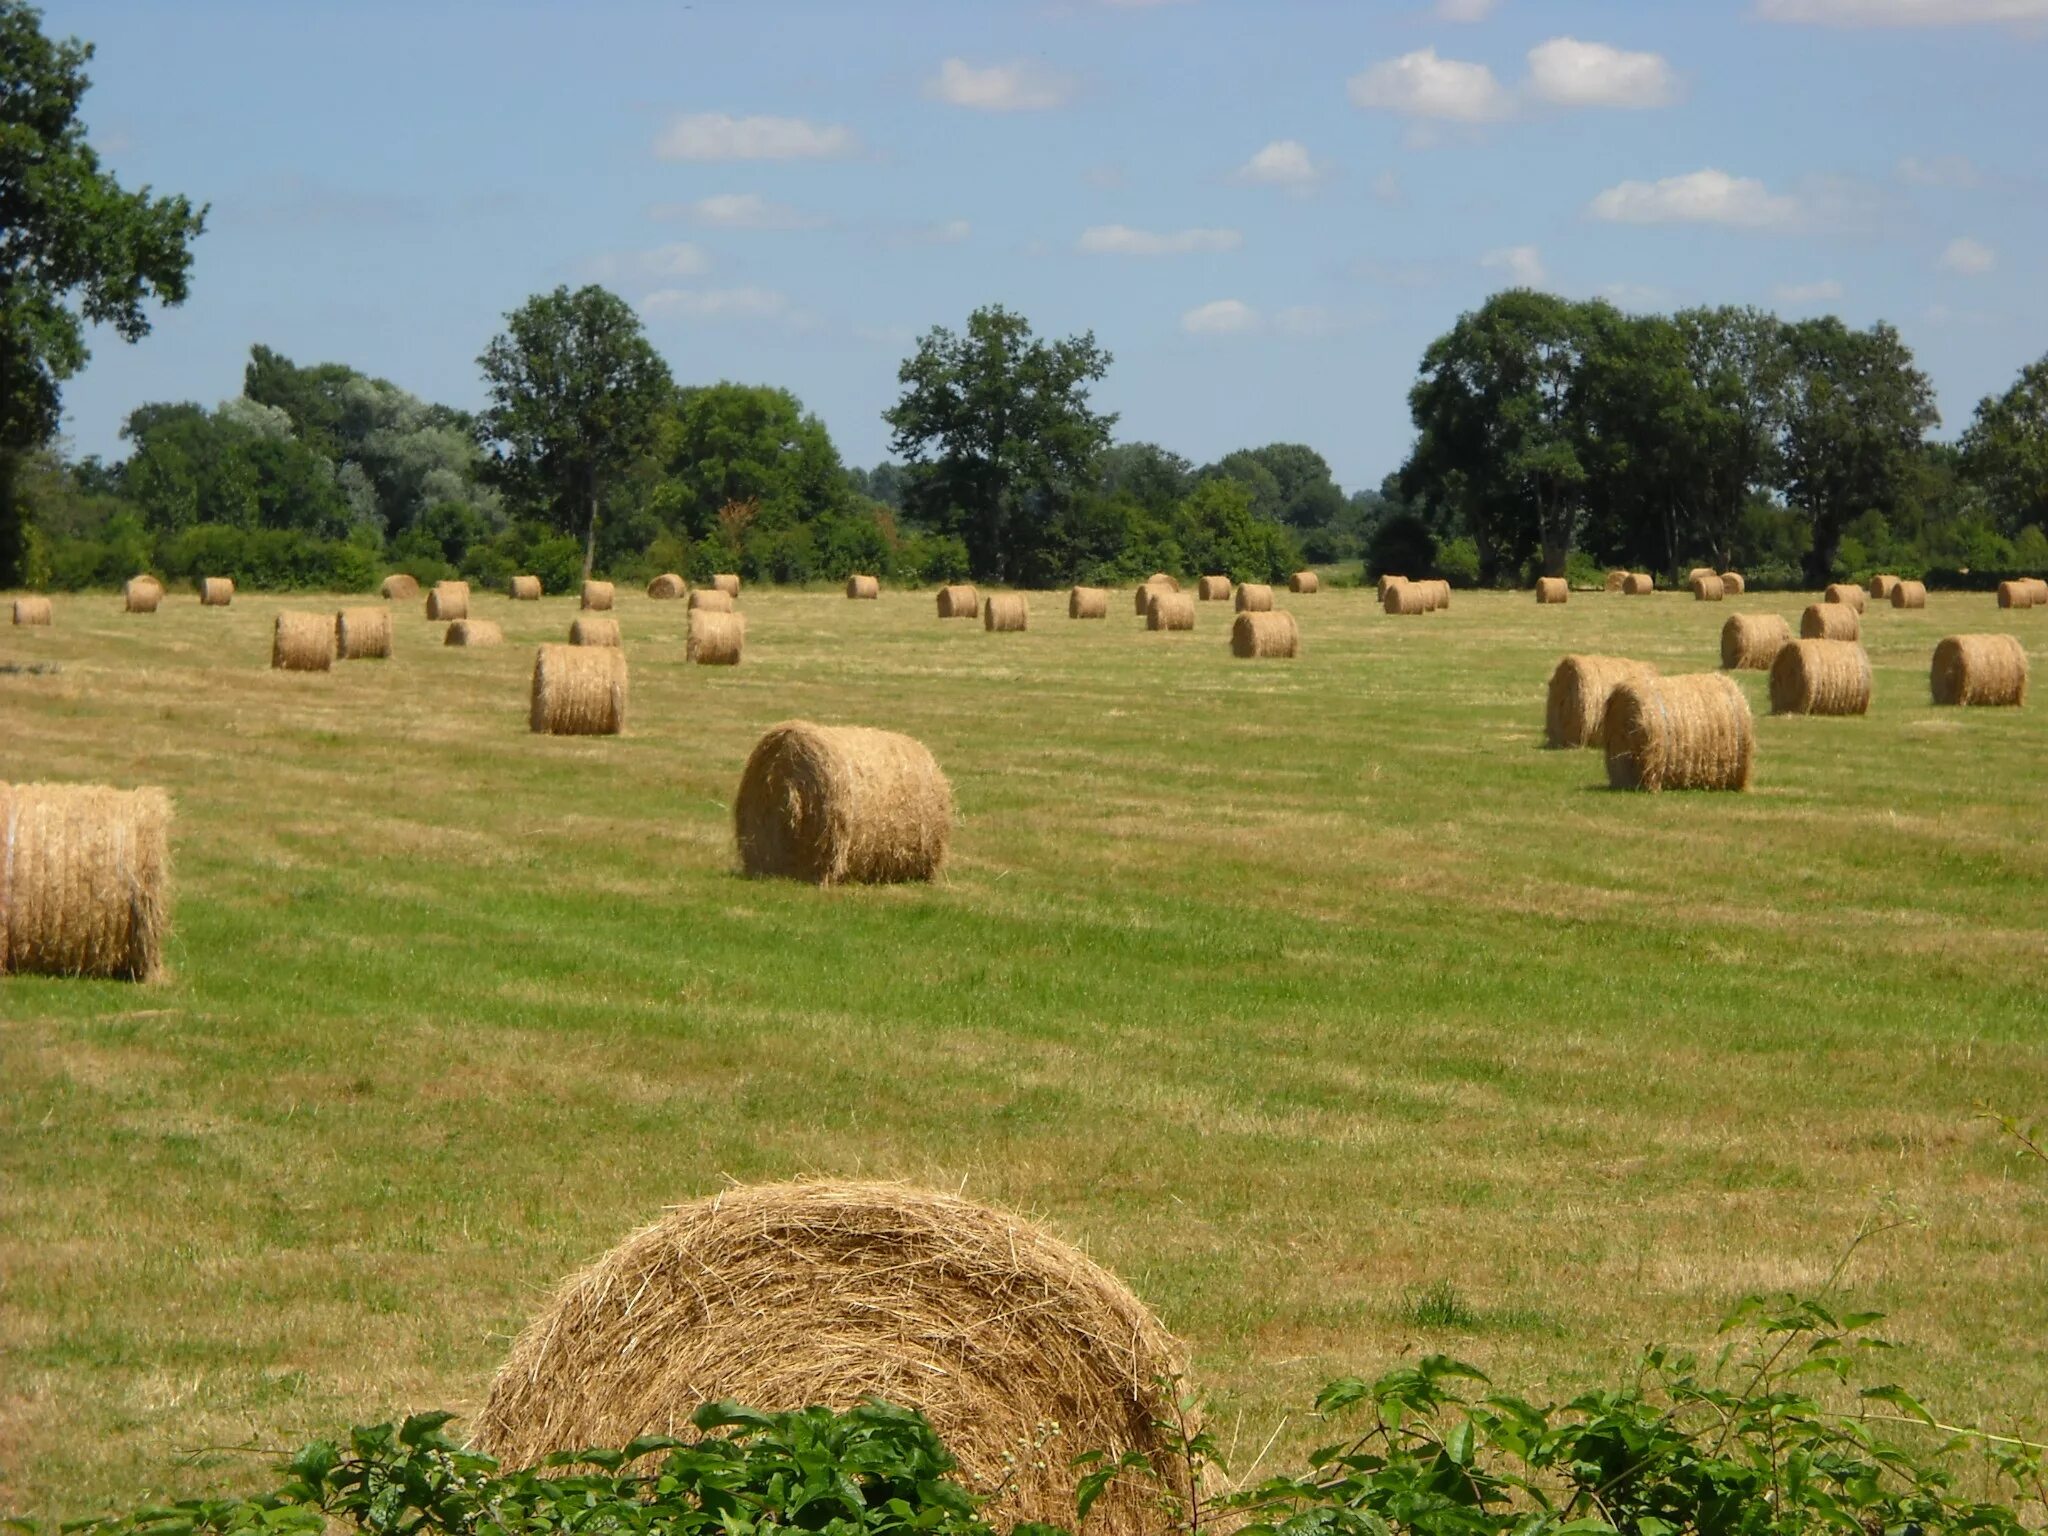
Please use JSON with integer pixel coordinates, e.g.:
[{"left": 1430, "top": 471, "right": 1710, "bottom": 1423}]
[{"left": 41, "top": 0, "right": 2048, "bottom": 494}]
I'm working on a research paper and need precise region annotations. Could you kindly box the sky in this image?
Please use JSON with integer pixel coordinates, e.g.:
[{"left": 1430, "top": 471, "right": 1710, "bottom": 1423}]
[{"left": 38, "top": 0, "right": 2048, "bottom": 495}]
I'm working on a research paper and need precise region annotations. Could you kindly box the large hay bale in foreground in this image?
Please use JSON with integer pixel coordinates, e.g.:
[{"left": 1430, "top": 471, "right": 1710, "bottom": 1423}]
[
  {"left": 1197, "top": 574, "right": 1231, "bottom": 601},
  {"left": 199, "top": 577, "right": 234, "bottom": 606},
  {"left": 1622, "top": 572, "right": 1655, "bottom": 595},
  {"left": 1231, "top": 610, "right": 1299, "bottom": 659},
  {"left": 735, "top": 722, "right": 951, "bottom": 884},
  {"left": 688, "top": 588, "right": 735, "bottom": 613},
  {"left": 1383, "top": 581, "right": 1429, "bottom": 616},
  {"left": 581, "top": 580, "right": 615, "bottom": 611},
  {"left": 1146, "top": 591, "right": 1196, "bottom": 631},
  {"left": 380, "top": 573, "right": 420, "bottom": 601},
  {"left": 272, "top": 612, "right": 334, "bottom": 672},
  {"left": 687, "top": 611, "right": 745, "bottom": 666},
  {"left": 1869, "top": 573, "right": 1900, "bottom": 600},
  {"left": 845, "top": 573, "right": 880, "bottom": 600},
  {"left": 1721, "top": 571, "right": 1746, "bottom": 595},
  {"left": 426, "top": 581, "right": 469, "bottom": 621},
  {"left": 1891, "top": 580, "right": 1927, "bottom": 609},
  {"left": 712, "top": 573, "right": 741, "bottom": 597},
  {"left": 983, "top": 593, "right": 1028, "bottom": 632},
  {"left": 124, "top": 577, "right": 162, "bottom": 613},
  {"left": 1234, "top": 582, "right": 1275, "bottom": 613},
  {"left": 510, "top": 574, "right": 543, "bottom": 601},
  {"left": 1931, "top": 634, "right": 2028, "bottom": 707},
  {"left": 1545, "top": 654, "right": 1657, "bottom": 749},
  {"left": 474, "top": 1181, "right": 1186, "bottom": 1536},
  {"left": 1535, "top": 577, "right": 1568, "bottom": 604},
  {"left": 1069, "top": 585, "right": 1108, "bottom": 619},
  {"left": 335, "top": 606, "right": 393, "bottom": 661},
  {"left": 1824, "top": 582, "right": 1867, "bottom": 612},
  {"left": 12, "top": 596, "right": 53, "bottom": 626},
  {"left": 1690, "top": 574, "right": 1726, "bottom": 602},
  {"left": 570, "top": 615, "right": 622, "bottom": 647},
  {"left": 444, "top": 619, "right": 503, "bottom": 647},
  {"left": 1289, "top": 570, "right": 1319, "bottom": 594},
  {"left": 1997, "top": 579, "right": 2035, "bottom": 609},
  {"left": 1604, "top": 569, "right": 1628, "bottom": 592},
  {"left": 530, "top": 644, "right": 627, "bottom": 736},
  {"left": 1801, "top": 603, "right": 1859, "bottom": 642},
  {"left": 0, "top": 782, "right": 171, "bottom": 980},
  {"left": 646, "top": 573, "right": 685, "bottom": 600},
  {"left": 1721, "top": 613, "right": 1792, "bottom": 671},
  {"left": 1603, "top": 674, "right": 1754, "bottom": 791},
  {"left": 936, "top": 584, "right": 979, "bottom": 619},
  {"left": 1770, "top": 639, "right": 1871, "bottom": 716}
]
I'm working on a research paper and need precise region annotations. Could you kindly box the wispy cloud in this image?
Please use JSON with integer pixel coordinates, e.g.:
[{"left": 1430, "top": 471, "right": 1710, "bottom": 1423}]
[
  {"left": 1772, "top": 279, "right": 1844, "bottom": 304},
  {"left": 1181, "top": 298, "right": 1259, "bottom": 335},
  {"left": 1230, "top": 139, "right": 1325, "bottom": 191},
  {"left": 1757, "top": 0, "right": 2048, "bottom": 25},
  {"left": 1078, "top": 224, "right": 1242, "bottom": 256},
  {"left": 1897, "top": 154, "right": 1980, "bottom": 187},
  {"left": 665, "top": 193, "right": 828, "bottom": 231},
  {"left": 1526, "top": 38, "right": 1679, "bottom": 108},
  {"left": 1348, "top": 47, "right": 1513, "bottom": 121},
  {"left": 1938, "top": 236, "right": 1996, "bottom": 275},
  {"left": 928, "top": 58, "right": 1074, "bottom": 111},
  {"left": 587, "top": 243, "right": 714, "bottom": 283},
  {"left": 1589, "top": 168, "right": 1800, "bottom": 229},
  {"left": 652, "top": 112, "right": 857, "bottom": 161},
  {"left": 1481, "top": 244, "right": 1548, "bottom": 288},
  {"left": 641, "top": 286, "right": 807, "bottom": 327}
]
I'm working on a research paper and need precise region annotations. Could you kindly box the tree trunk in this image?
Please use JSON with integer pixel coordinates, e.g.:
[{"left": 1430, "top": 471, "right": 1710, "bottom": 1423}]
[{"left": 582, "top": 481, "right": 599, "bottom": 582}]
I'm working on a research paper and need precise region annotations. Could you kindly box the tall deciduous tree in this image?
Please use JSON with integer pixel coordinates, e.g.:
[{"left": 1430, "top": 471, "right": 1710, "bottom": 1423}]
[
  {"left": 0, "top": 0, "right": 207, "bottom": 583},
  {"left": 1960, "top": 353, "right": 2048, "bottom": 536},
  {"left": 474, "top": 285, "right": 671, "bottom": 579},
  {"left": 657, "top": 382, "right": 849, "bottom": 539}
]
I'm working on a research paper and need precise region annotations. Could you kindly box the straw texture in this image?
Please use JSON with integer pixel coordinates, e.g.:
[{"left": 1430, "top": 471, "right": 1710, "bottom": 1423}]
[
  {"left": 1545, "top": 655, "right": 1657, "bottom": 749},
  {"left": 12, "top": 597, "right": 52, "bottom": 626},
  {"left": 1623, "top": 573, "right": 1655, "bottom": 595},
  {"left": 1891, "top": 580, "right": 1927, "bottom": 609},
  {"left": 1383, "top": 581, "right": 1430, "bottom": 615},
  {"left": 687, "top": 611, "right": 746, "bottom": 666},
  {"left": 335, "top": 607, "right": 393, "bottom": 661},
  {"left": 0, "top": 782, "right": 172, "bottom": 980},
  {"left": 1824, "top": 583, "right": 1867, "bottom": 612},
  {"left": 1931, "top": 634, "right": 2028, "bottom": 707},
  {"left": 845, "top": 574, "right": 880, "bottom": 599},
  {"left": 936, "top": 584, "right": 979, "bottom": 619},
  {"left": 1068, "top": 586, "right": 1108, "bottom": 619},
  {"left": 1769, "top": 639, "right": 1871, "bottom": 716},
  {"left": 1234, "top": 583, "right": 1275, "bottom": 613},
  {"left": 1289, "top": 570, "right": 1320, "bottom": 594},
  {"left": 713, "top": 574, "right": 742, "bottom": 596},
  {"left": 581, "top": 580, "right": 615, "bottom": 611},
  {"left": 1231, "top": 611, "right": 1300, "bottom": 659},
  {"left": 734, "top": 722, "right": 952, "bottom": 884},
  {"left": 1721, "top": 571, "right": 1747, "bottom": 595},
  {"left": 1603, "top": 674, "right": 1755, "bottom": 792},
  {"left": 570, "top": 616, "right": 622, "bottom": 647},
  {"left": 124, "top": 577, "right": 162, "bottom": 613},
  {"left": 647, "top": 574, "right": 685, "bottom": 600},
  {"left": 1997, "top": 580, "right": 2034, "bottom": 609},
  {"left": 1801, "top": 603, "right": 1860, "bottom": 642},
  {"left": 1604, "top": 569, "right": 1628, "bottom": 592},
  {"left": 1197, "top": 575, "right": 1232, "bottom": 601},
  {"left": 1720, "top": 613, "right": 1792, "bottom": 671},
  {"left": 271, "top": 611, "right": 334, "bottom": 672},
  {"left": 983, "top": 593, "right": 1028, "bottom": 631},
  {"left": 1146, "top": 591, "right": 1196, "bottom": 630},
  {"left": 426, "top": 581, "right": 469, "bottom": 620},
  {"left": 1134, "top": 579, "right": 1175, "bottom": 615},
  {"left": 1869, "top": 574, "right": 1899, "bottom": 600},
  {"left": 530, "top": 644, "right": 627, "bottom": 736},
  {"left": 509, "top": 574, "right": 543, "bottom": 600},
  {"left": 381, "top": 573, "right": 420, "bottom": 601},
  {"left": 444, "top": 619, "right": 503, "bottom": 647},
  {"left": 1690, "top": 574, "right": 1726, "bottom": 602},
  {"left": 1536, "top": 577, "right": 1568, "bottom": 604},
  {"left": 688, "top": 589, "right": 735, "bottom": 613},
  {"left": 199, "top": 577, "right": 234, "bottom": 606}
]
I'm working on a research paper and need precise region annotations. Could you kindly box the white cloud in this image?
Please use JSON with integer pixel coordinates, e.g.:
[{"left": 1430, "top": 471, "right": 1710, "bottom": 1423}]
[
  {"left": 1348, "top": 48, "right": 1512, "bottom": 122},
  {"left": 1527, "top": 37, "right": 1678, "bottom": 108},
  {"left": 1231, "top": 139, "right": 1324, "bottom": 191},
  {"left": 1371, "top": 170, "right": 1402, "bottom": 203},
  {"left": 653, "top": 112, "right": 856, "bottom": 161},
  {"left": 1181, "top": 299, "right": 1259, "bottom": 335},
  {"left": 682, "top": 193, "right": 826, "bottom": 230},
  {"left": 587, "top": 243, "right": 713, "bottom": 282},
  {"left": 641, "top": 286, "right": 793, "bottom": 322},
  {"left": 1588, "top": 168, "right": 1800, "bottom": 228},
  {"left": 1600, "top": 282, "right": 1670, "bottom": 309},
  {"left": 1773, "top": 279, "right": 1844, "bottom": 304},
  {"left": 1436, "top": 0, "right": 1498, "bottom": 17},
  {"left": 1938, "top": 236, "right": 1996, "bottom": 275},
  {"left": 928, "top": 58, "right": 1073, "bottom": 111},
  {"left": 1481, "top": 244, "right": 1547, "bottom": 287},
  {"left": 1758, "top": 0, "right": 2048, "bottom": 23},
  {"left": 1078, "top": 224, "right": 1242, "bottom": 256},
  {"left": 917, "top": 218, "right": 972, "bottom": 244},
  {"left": 1897, "top": 154, "right": 1980, "bottom": 187}
]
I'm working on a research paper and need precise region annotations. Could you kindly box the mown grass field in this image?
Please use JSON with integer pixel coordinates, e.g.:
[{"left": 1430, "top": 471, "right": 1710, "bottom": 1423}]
[{"left": 2, "top": 579, "right": 2045, "bottom": 1515}]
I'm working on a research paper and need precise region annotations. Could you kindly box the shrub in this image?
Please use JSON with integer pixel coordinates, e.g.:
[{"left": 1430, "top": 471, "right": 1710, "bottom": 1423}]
[
  {"left": 1436, "top": 535, "right": 1480, "bottom": 587},
  {"left": 1365, "top": 513, "right": 1437, "bottom": 582}
]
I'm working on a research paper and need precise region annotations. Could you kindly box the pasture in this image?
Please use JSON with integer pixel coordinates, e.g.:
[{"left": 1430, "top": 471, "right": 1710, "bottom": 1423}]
[{"left": 2, "top": 580, "right": 2045, "bottom": 1512}]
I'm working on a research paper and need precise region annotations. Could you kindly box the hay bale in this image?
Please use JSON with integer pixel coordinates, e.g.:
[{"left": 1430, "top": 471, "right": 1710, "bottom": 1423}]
[
  {"left": 1197, "top": 574, "right": 1232, "bottom": 601},
  {"left": 1231, "top": 610, "right": 1299, "bottom": 659},
  {"left": 936, "top": 584, "right": 979, "bottom": 619},
  {"left": 1603, "top": 673, "right": 1755, "bottom": 791},
  {"left": 335, "top": 606, "right": 393, "bottom": 661},
  {"left": 1931, "top": 634, "right": 2027, "bottom": 706},
  {"left": 845, "top": 574, "right": 880, "bottom": 599},
  {"left": 199, "top": 577, "right": 234, "bottom": 606},
  {"left": 270, "top": 611, "right": 334, "bottom": 672},
  {"left": 1544, "top": 654, "right": 1658, "bottom": 749},
  {"left": 1769, "top": 639, "right": 1871, "bottom": 716},
  {"left": 688, "top": 588, "right": 735, "bottom": 613},
  {"left": 569, "top": 615, "right": 622, "bottom": 647},
  {"left": 124, "top": 577, "right": 162, "bottom": 613},
  {"left": 1377, "top": 573, "right": 1406, "bottom": 598},
  {"left": 1824, "top": 582, "right": 1867, "bottom": 612},
  {"left": 510, "top": 574, "right": 544, "bottom": 601},
  {"left": 444, "top": 619, "right": 503, "bottom": 647},
  {"left": 1604, "top": 569, "right": 1628, "bottom": 592},
  {"left": 1289, "top": 570, "right": 1320, "bottom": 594},
  {"left": 1623, "top": 572, "right": 1655, "bottom": 595},
  {"left": 12, "top": 596, "right": 53, "bottom": 626},
  {"left": 1146, "top": 591, "right": 1196, "bottom": 631},
  {"left": 530, "top": 644, "right": 627, "bottom": 736},
  {"left": 1068, "top": 585, "right": 1108, "bottom": 619},
  {"left": 1869, "top": 573, "right": 1900, "bottom": 600},
  {"left": 1720, "top": 613, "right": 1792, "bottom": 671},
  {"left": 734, "top": 722, "right": 952, "bottom": 883},
  {"left": 646, "top": 573, "right": 685, "bottom": 600},
  {"left": 426, "top": 581, "right": 469, "bottom": 621},
  {"left": 1232, "top": 582, "right": 1275, "bottom": 613},
  {"left": 1383, "top": 581, "right": 1430, "bottom": 616},
  {"left": 381, "top": 573, "right": 420, "bottom": 601},
  {"left": 1690, "top": 574, "right": 1726, "bottom": 602},
  {"left": 0, "top": 782, "right": 171, "bottom": 980},
  {"left": 2027, "top": 577, "right": 2048, "bottom": 604},
  {"left": 473, "top": 1180, "right": 1186, "bottom": 1536},
  {"left": 1801, "top": 602, "right": 1859, "bottom": 642},
  {"left": 1721, "top": 571, "right": 1746, "bottom": 595},
  {"left": 1145, "top": 571, "right": 1181, "bottom": 592},
  {"left": 1686, "top": 566, "right": 1715, "bottom": 584},
  {"left": 687, "top": 610, "right": 745, "bottom": 666},
  {"left": 983, "top": 593, "right": 1028, "bottom": 632},
  {"left": 1997, "top": 579, "right": 2034, "bottom": 609},
  {"left": 712, "top": 573, "right": 741, "bottom": 596},
  {"left": 1535, "top": 577, "right": 1568, "bottom": 604},
  {"left": 1891, "top": 579, "right": 1927, "bottom": 609},
  {"left": 581, "top": 579, "right": 615, "bottom": 611},
  {"left": 1133, "top": 579, "right": 1175, "bottom": 615}
]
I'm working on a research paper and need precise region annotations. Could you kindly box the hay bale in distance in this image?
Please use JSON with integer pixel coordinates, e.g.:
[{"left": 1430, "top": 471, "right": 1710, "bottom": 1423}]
[
  {"left": 1721, "top": 571, "right": 1747, "bottom": 595},
  {"left": 1427, "top": 579, "right": 1451, "bottom": 610},
  {"left": 472, "top": 1181, "right": 1185, "bottom": 1536},
  {"left": 712, "top": 573, "right": 741, "bottom": 596},
  {"left": 1545, "top": 654, "right": 1658, "bottom": 749},
  {"left": 0, "top": 782, "right": 171, "bottom": 980},
  {"left": 1604, "top": 569, "right": 1628, "bottom": 592},
  {"left": 1377, "top": 573, "right": 1405, "bottom": 599},
  {"left": 1383, "top": 581, "right": 1430, "bottom": 616},
  {"left": 646, "top": 573, "right": 685, "bottom": 600},
  {"left": 335, "top": 606, "right": 393, "bottom": 661},
  {"left": 1289, "top": 570, "right": 1320, "bottom": 594},
  {"left": 687, "top": 588, "right": 735, "bottom": 613},
  {"left": 1931, "top": 634, "right": 2027, "bottom": 707},
  {"left": 271, "top": 611, "right": 334, "bottom": 672},
  {"left": 1234, "top": 582, "right": 1275, "bottom": 613},
  {"left": 1536, "top": 576, "right": 1568, "bottom": 604},
  {"left": 1146, "top": 591, "right": 1196, "bottom": 630},
  {"left": 1145, "top": 571, "right": 1181, "bottom": 592},
  {"left": 580, "top": 579, "right": 615, "bottom": 611},
  {"left": 1869, "top": 573, "right": 1900, "bottom": 600},
  {"left": 12, "top": 596, "right": 53, "bottom": 626},
  {"left": 510, "top": 574, "right": 543, "bottom": 601},
  {"left": 444, "top": 619, "right": 503, "bottom": 647},
  {"left": 380, "top": 573, "right": 420, "bottom": 601},
  {"left": 124, "top": 577, "right": 162, "bottom": 613},
  {"left": 199, "top": 576, "right": 234, "bottom": 606},
  {"left": 1691, "top": 573, "right": 1726, "bottom": 602},
  {"left": 1623, "top": 572, "right": 1655, "bottom": 595},
  {"left": 1801, "top": 603, "right": 1859, "bottom": 642},
  {"left": 1068, "top": 585, "right": 1108, "bottom": 619},
  {"left": 1997, "top": 579, "right": 2034, "bottom": 609},
  {"left": 1231, "top": 610, "right": 1300, "bottom": 659},
  {"left": 1720, "top": 613, "right": 1792, "bottom": 671},
  {"left": 734, "top": 723, "right": 952, "bottom": 884},
  {"left": 1133, "top": 579, "right": 1175, "bottom": 615},
  {"left": 1197, "top": 574, "right": 1232, "bottom": 601},
  {"left": 845, "top": 573, "right": 880, "bottom": 600},
  {"left": 687, "top": 610, "right": 745, "bottom": 666},
  {"left": 1770, "top": 639, "right": 1871, "bottom": 716},
  {"left": 936, "top": 584, "right": 979, "bottom": 619},
  {"left": 426, "top": 581, "right": 469, "bottom": 620},
  {"left": 530, "top": 644, "right": 627, "bottom": 736},
  {"left": 1824, "top": 582, "right": 1868, "bottom": 612},
  {"left": 1891, "top": 580, "right": 1927, "bottom": 609},
  {"left": 1686, "top": 566, "right": 1715, "bottom": 585},
  {"left": 983, "top": 593, "right": 1028, "bottom": 632},
  {"left": 2027, "top": 577, "right": 2048, "bottom": 604},
  {"left": 569, "top": 615, "right": 622, "bottom": 647},
  {"left": 1603, "top": 673, "right": 1755, "bottom": 791}
]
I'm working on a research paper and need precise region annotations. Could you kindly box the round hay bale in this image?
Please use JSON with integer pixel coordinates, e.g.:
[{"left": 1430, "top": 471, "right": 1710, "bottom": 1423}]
[
  {"left": 199, "top": 577, "right": 234, "bottom": 606},
  {"left": 1801, "top": 602, "right": 1859, "bottom": 642},
  {"left": 687, "top": 588, "right": 735, "bottom": 613},
  {"left": 1931, "top": 634, "right": 2027, "bottom": 707},
  {"left": 0, "top": 782, "right": 172, "bottom": 980},
  {"left": 1769, "top": 639, "right": 1871, "bottom": 716},
  {"left": 646, "top": 573, "right": 685, "bottom": 600},
  {"left": 1146, "top": 591, "right": 1196, "bottom": 631},
  {"left": 530, "top": 644, "right": 627, "bottom": 736},
  {"left": 1545, "top": 654, "right": 1658, "bottom": 749},
  {"left": 845, "top": 574, "right": 880, "bottom": 600},
  {"left": 983, "top": 593, "right": 1028, "bottom": 632},
  {"left": 712, "top": 573, "right": 741, "bottom": 597},
  {"left": 1622, "top": 572, "right": 1655, "bottom": 595},
  {"left": 581, "top": 579, "right": 615, "bottom": 611},
  {"left": 1427, "top": 579, "right": 1451, "bottom": 610},
  {"left": 1720, "top": 613, "right": 1792, "bottom": 671},
  {"left": 1233, "top": 582, "right": 1275, "bottom": 613},
  {"left": 1997, "top": 579, "right": 2034, "bottom": 609},
  {"left": 1535, "top": 577, "right": 1568, "bottom": 605},
  {"left": 1686, "top": 566, "right": 1716, "bottom": 585},
  {"left": 1383, "top": 581, "right": 1429, "bottom": 616},
  {"left": 510, "top": 574, "right": 544, "bottom": 601},
  {"left": 1133, "top": 579, "right": 1175, "bottom": 615},
  {"left": 734, "top": 722, "right": 951, "bottom": 884},
  {"left": 1197, "top": 574, "right": 1232, "bottom": 601},
  {"left": 1231, "top": 610, "right": 1299, "bottom": 659},
  {"left": 936, "top": 584, "right": 979, "bottom": 619},
  {"left": 687, "top": 610, "right": 745, "bottom": 666},
  {"left": 1869, "top": 573, "right": 1900, "bottom": 600},
  {"left": 12, "top": 596, "right": 53, "bottom": 626},
  {"left": 569, "top": 615, "right": 622, "bottom": 648},
  {"left": 1690, "top": 574, "right": 1726, "bottom": 602},
  {"left": 1721, "top": 571, "right": 1747, "bottom": 595},
  {"left": 1604, "top": 569, "right": 1628, "bottom": 592},
  {"left": 1289, "top": 570, "right": 1320, "bottom": 594},
  {"left": 124, "top": 577, "right": 162, "bottom": 613},
  {"left": 473, "top": 1180, "right": 1186, "bottom": 1536},
  {"left": 1145, "top": 571, "right": 1181, "bottom": 592},
  {"left": 426, "top": 581, "right": 469, "bottom": 621},
  {"left": 381, "top": 573, "right": 420, "bottom": 601},
  {"left": 1891, "top": 579, "right": 1927, "bottom": 609},
  {"left": 271, "top": 611, "right": 334, "bottom": 672},
  {"left": 1377, "top": 573, "right": 1406, "bottom": 599},
  {"left": 335, "top": 606, "right": 393, "bottom": 661},
  {"left": 1824, "top": 582, "right": 1867, "bottom": 612},
  {"left": 2027, "top": 577, "right": 2048, "bottom": 604},
  {"left": 1068, "top": 585, "right": 1108, "bottom": 619},
  {"left": 444, "top": 619, "right": 503, "bottom": 647},
  {"left": 1603, "top": 673, "right": 1755, "bottom": 792}
]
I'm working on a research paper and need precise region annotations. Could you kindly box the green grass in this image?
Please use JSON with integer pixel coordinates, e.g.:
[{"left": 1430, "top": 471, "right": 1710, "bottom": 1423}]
[{"left": 2, "top": 583, "right": 2045, "bottom": 1513}]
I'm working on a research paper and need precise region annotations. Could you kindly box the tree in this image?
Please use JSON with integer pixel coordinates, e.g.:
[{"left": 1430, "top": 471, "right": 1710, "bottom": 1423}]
[
  {"left": 1960, "top": 353, "right": 2048, "bottom": 536},
  {"left": 474, "top": 285, "right": 671, "bottom": 579},
  {"left": 885, "top": 304, "right": 1115, "bottom": 582},
  {"left": 0, "top": 1, "right": 207, "bottom": 583},
  {"left": 657, "top": 382, "right": 850, "bottom": 539},
  {"left": 1206, "top": 443, "right": 1345, "bottom": 532}
]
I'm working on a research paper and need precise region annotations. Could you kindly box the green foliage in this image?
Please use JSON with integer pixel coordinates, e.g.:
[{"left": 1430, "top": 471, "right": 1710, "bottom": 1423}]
[
  {"left": 1959, "top": 351, "right": 2048, "bottom": 534},
  {"left": 1170, "top": 479, "right": 1302, "bottom": 582},
  {"left": 1401, "top": 1280, "right": 1479, "bottom": 1330},
  {"left": 658, "top": 382, "right": 852, "bottom": 539},
  {"left": 1367, "top": 513, "right": 1439, "bottom": 581}
]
